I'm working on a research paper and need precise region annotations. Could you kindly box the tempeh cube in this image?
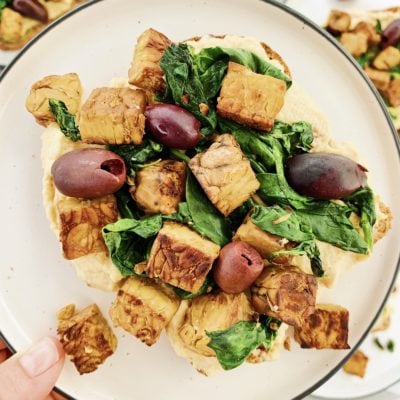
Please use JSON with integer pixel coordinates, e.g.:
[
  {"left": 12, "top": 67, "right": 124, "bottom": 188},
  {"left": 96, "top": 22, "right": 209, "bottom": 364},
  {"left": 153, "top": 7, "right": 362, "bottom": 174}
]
[
  {"left": 145, "top": 222, "right": 220, "bottom": 293},
  {"left": 189, "top": 134, "right": 259, "bottom": 216},
  {"left": 217, "top": 62, "right": 286, "bottom": 131},
  {"left": 109, "top": 276, "right": 180, "bottom": 346},
  {"left": 294, "top": 304, "right": 350, "bottom": 349},
  {"left": 57, "top": 303, "right": 117, "bottom": 374},
  {"left": 57, "top": 195, "right": 118, "bottom": 260},
  {"left": 79, "top": 87, "right": 146, "bottom": 145}
]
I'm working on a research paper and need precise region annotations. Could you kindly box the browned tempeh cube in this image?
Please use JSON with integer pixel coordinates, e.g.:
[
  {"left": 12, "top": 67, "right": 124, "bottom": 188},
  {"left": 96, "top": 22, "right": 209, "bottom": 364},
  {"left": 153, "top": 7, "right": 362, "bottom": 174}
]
[
  {"left": 109, "top": 276, "right": 180, "bottom": 346},
  {"left": 57, "top": 304, "right": 117, "bottom": 374},
  {"left": 188, "top": 134, "right": 259, "bottom": 216},
  {"left": 251, "top": 265, "right": 317, "bottom": 327},
  {"left": 145, "top": 222, "right": 220, "bottom": 293},
  {"left": 128, "top": 28, "right": 172, "bottom": 93},
  {"left": 294, "top": 304, "right": 350, "bottom": 349},
  {"left": 133, "top": 160, "right": 186, "bottom": 215},
  {"left": 25, "top": 73, "right": 82, "bottom": 127},
  {"left": 79, "top": 87, "right": 146, "bottom": 145},
  {"left": 217, "top": 62, "right": 286, "bottom": 131},
  {"left": 57, "top": 195, "right": 118, "bottom": 260}
]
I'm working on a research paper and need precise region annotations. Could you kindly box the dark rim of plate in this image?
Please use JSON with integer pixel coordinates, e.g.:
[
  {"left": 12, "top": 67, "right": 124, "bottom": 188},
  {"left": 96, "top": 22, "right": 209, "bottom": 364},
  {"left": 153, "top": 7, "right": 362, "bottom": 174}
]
[{"left": 1, "top": 0, "right": 400, "bottom": 399}]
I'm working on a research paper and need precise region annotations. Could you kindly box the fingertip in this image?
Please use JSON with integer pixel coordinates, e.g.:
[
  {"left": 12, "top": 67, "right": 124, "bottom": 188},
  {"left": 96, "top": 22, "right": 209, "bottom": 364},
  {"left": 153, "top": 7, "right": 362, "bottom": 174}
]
[{"left": 45, "top": 336, "right": 65, "bottom": 361}]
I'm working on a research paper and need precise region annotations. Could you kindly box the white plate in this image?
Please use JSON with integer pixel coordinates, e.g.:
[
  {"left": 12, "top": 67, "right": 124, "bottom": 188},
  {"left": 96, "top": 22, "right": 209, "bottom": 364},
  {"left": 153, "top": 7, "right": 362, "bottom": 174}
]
[{"left": 0, "top": 1, "right": 399, "bottom": 399}]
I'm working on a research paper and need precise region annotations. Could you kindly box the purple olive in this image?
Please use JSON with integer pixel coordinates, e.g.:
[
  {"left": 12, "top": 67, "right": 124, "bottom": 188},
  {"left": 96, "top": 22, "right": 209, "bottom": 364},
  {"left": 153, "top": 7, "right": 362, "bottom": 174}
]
[
  {"left": 51, "top": 149, "right": 126, "bottom": 199},
  {"left": 12, "top": 0, "right": 48, "bottom": 23},
  {"left": 213, "top": 241, "right": 264, "bottom": 294},
  {"left": 381, "top": 19, "right": 400, "bottom": 48},
  {"left": 145, "top": 104, "right": 202, "bottom": 149},
  {"left": 285, "top": 153, "right": 367, "bottom": 200}
]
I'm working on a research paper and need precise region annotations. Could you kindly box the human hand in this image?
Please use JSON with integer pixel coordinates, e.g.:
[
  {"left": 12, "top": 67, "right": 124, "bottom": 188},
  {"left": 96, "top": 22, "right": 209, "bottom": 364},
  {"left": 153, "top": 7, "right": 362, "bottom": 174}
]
[{"left": 0, "top": 337, "right": 65, "bottom": 400}]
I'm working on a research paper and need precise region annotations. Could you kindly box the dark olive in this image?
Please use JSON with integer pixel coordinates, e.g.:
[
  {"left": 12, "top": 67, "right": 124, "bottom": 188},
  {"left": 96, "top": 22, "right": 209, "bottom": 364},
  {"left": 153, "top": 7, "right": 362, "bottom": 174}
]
[
  {"left": 12, "top": 0, "right": 48, "bottom": 23},
  {"left": 145, "top": 104, "right": 202, "bottom": 149},
  {"left": 51, "top": 149, "right": 126, "bottom": 199},
  {"left": 381, "top": 19, "right": 400, "bottom": 48},
  {"left": 213, "top": 241, "right": 264, "bottom": 294},
  {"left": 285, "top": 153, "right": 367, "bottom": 200}
]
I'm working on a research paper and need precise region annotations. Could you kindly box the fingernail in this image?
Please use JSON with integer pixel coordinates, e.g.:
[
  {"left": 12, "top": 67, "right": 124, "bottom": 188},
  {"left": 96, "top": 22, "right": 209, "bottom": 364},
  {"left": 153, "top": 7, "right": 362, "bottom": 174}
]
[{"left": 19, "top": 337, "right": 60, "bottom": 377}]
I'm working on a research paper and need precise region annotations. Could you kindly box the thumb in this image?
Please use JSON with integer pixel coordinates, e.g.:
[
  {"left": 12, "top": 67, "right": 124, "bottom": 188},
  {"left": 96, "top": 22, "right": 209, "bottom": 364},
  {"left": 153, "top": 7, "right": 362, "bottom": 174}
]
[{"left": 0, "top": 336, "right": 65, "bottom": 400}]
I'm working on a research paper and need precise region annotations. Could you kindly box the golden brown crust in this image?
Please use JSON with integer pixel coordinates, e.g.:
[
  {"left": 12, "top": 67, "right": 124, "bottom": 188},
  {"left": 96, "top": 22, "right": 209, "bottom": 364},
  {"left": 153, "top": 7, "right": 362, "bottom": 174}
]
[
  {"left": 57, "top": 195, "right": 118, "bottom": 260},
  {"left": 109, "top": 276, "right": 180, "bottom": 346},
  {"left": 145, "top": 222, "right": 220, "bottom": 293},
  {"left": 217, "top": 62, "right": 286, "bottom": 131},
  {"left": 25, "top": 73, "right": 82, "bottom": 127},
  {"left": 294, "top": 304, "right": 350, "bottom": 349},
  {"left": 57, "top": 303, "right": 117, "bottom": 374},
  {"left": 133, "top": 160, "right": 186, "bottom": 215},
  {"left": 128, "top": 28, "right": 172, "bottom": 93},
  {"left": 189, "top": 134, "right": 260, "bottom": 216},
  {"left": 343, "top": 350, "right": 369, "bottom": 378},
  {"left": 79, "top": 87, "right": 147, "bottom": 145},
  {"left": 251, "top": 265, "right": 317, "bottom": 327}
]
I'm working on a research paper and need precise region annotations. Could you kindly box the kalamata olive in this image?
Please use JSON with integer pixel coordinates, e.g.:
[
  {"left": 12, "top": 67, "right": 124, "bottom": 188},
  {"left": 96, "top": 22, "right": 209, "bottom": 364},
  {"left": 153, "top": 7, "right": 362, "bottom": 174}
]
[
  {"left": 51, "top": 149, "right": 126, "bottom": 199},
  {"left": 285, "top": 153, "right": 367, "bottom": 200},
  {"left": 213, "top": 241, "right": 264, "bottom": 294},
  {"left": 12, "top": 0, "right": 48, "bottom": 23},
  {"left": 381, "top": 19, "right": 400, "bottom": 48},
  {"left": 145, "top": 104, "right": 202, "bottom": 149}
]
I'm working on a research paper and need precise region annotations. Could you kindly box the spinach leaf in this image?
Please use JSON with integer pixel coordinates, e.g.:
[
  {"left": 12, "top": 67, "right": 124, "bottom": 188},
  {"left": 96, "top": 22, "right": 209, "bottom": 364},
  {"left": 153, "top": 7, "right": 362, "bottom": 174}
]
[
  {"left": 186, "top": 172, "right": 231, "bottom": 246},
  {"left": 48, "top": 99, "right": 81, "bottom": 141},
  {"left": 206, "top": 317, "right": 280, "bottom": 370},
  {"left": 114, "top": 186, "right": 139, "bottom": 219},
  {"left": 195, "top": 46, "right": 292, "bottom": 88},
  {"left": 250, "top": 205, "right": 324, "bottom": 276},
  {"left": 356, "top": 46, "right": 379, "bottom": 68},
  {"left": 0, "top": 0, "right": 11, "bottom": 18},
  {"left": 375, "top": 19, "right": 382, "bottom": 35},
  {"left": 343, "top": 187, "right": 376, "bottom": 250},
  {"left": 108, "top": 139, "right": 163, "bottom": 177},
  {"left": 163, "top": 202, "right": 193, "bottom": 225},
  {"left": 160, "top": 43, "right": 292, "bottom": 136},
  {"left": 219, "top": 119, "right": 313, "bottom": 171},
  {"left": 272, "top": 240, "right": 324, "bottom": 277},
  {"left": 389, "top": 65, "right": 400, "bottom": 79},
  {"left": 296, "top": 203, "right": 369, "bottom": 254},
  {"left": 102, "top": 215, "right": 162, "bottom": 276},
  {"left": 250, "top": 204, "right": 313, "bottom": 243},
  {"left": 224, "top": 119, "right": 371, "bottom": 256},
  {"left": 160, "top": 43, "right": 218, "bottom": 130}
]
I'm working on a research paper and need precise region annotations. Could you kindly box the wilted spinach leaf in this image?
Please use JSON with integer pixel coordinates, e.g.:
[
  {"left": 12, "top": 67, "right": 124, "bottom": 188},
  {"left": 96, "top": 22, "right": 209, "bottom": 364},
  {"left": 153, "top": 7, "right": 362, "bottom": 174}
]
[
  {"left": 108, "top": 139, "right": 163, "bottom": 177},
  {"left": 222, "top": 119, "right": 372, "bottom": 261},
  {"left": 195, "top": 46, "right": 292, "bottom": 88},
  {"left": 186, "top": 172, "right": 231, "bottom": 246},
  {"left": 48, "top": 99, "right": 81, "bottom": 141},
  {"left": 160, "top": 43, "right": 218, "bottom": 130},
  {"left": 102, "top": 215, "right": 162, "bottom": 276},
  {"left": 206, "top": 317, "right": 280, "bottom": 370}
]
